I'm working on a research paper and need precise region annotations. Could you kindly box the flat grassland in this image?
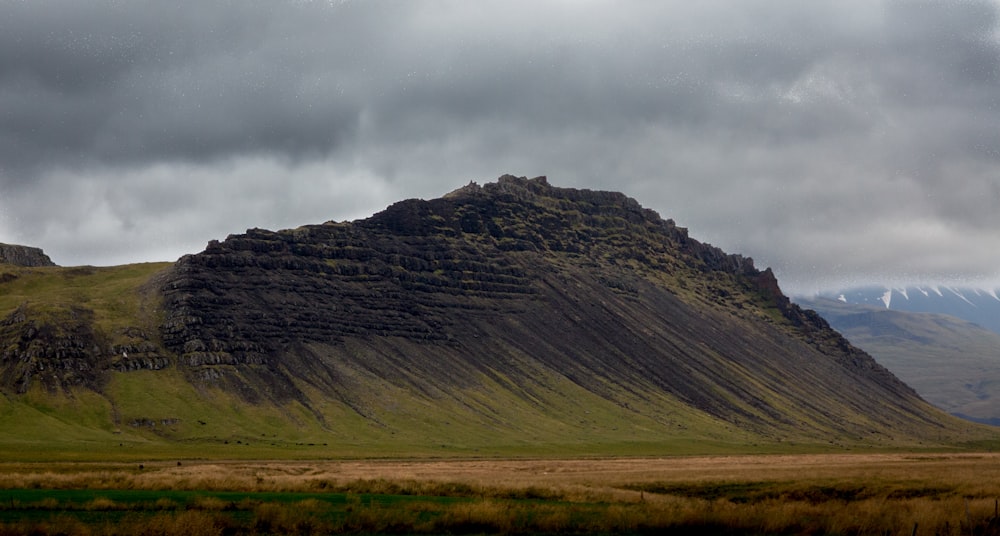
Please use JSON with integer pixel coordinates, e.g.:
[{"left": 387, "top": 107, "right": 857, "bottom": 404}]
[{"left": 3, "top": 453, "right": 1000, "bottom": 534}]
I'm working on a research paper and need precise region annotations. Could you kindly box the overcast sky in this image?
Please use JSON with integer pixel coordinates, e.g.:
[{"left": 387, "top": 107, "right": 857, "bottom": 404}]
[{"left": 2, "top": 1, "right": 1000, "bottom": 295}]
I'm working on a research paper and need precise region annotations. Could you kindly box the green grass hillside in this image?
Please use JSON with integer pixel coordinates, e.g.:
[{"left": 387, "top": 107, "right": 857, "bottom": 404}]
[{"left": 0, "top": 262, "right": 170, "bottom": 341}]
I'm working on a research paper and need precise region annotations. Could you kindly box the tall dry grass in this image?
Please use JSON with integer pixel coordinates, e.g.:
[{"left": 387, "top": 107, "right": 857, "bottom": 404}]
[
  {"left": 1, "top": 494, "right": 999, "bottom": 534},
  {"left": 3, "top": 453, "right": 1000, "bottom": 534},
  {"left": 0, "top": 511, "right": 231, "bottom": 536},
  {"left": 3, "top": 452, "right": 998, "bottom": 494}
]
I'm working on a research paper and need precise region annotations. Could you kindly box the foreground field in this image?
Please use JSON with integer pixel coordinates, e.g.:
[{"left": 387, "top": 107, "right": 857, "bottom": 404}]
[{"left": 3, "top": 453, "right": 1000, "bottom": 534}]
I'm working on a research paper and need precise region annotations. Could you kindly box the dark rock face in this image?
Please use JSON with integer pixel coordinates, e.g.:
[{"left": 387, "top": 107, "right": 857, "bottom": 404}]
[
  {"left": 0, "top": 243, "right": 56, "bottom": 267},
  {"left": 0, "top": 305, "right": 167, "bottom": 394},
  {"left": 157, "top": 175, "right": 935, "bottom": 437},
  {"left": 160, "top": 176, "right": 716, "bottom": 391},
  {"left": 0, "top": 305, "right": 107, "bottom": 394}
]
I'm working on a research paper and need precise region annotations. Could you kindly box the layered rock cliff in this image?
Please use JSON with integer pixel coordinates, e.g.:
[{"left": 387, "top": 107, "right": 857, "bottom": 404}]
[{"left": 152, "top": 175, "right": 948, "bottom": 441}]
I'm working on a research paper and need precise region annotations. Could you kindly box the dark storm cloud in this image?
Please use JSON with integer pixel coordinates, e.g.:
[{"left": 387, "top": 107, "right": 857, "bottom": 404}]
[
  {"left": 0, "top": 1, "right": 366, "bottom": 175},
  {"left": 2, "top": 0, "right": 1000, "bottom": 294}
]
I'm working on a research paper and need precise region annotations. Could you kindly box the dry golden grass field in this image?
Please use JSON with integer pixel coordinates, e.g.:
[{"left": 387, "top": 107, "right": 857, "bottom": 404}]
[{"left": 4, "top": 453, "right": 1000, "bottom": 534}]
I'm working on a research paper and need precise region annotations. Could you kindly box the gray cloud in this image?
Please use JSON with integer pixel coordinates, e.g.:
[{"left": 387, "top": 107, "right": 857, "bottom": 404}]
[{"left": 2, "top": 0, "right": 1000, "bottom": 295}]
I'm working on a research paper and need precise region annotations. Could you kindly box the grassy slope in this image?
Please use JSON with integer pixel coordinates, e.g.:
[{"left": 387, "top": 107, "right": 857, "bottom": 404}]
[
  {"left": 0, "top": 357, "right": 787, "bottom": 461},
  {"left": 0, "top": 263, "right": 171, "bottom": 341}
]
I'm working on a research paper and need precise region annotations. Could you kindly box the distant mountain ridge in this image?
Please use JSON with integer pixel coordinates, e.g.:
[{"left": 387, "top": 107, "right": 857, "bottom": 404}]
[
  {"left": 797, "top": 296, "right": 1000, "bottom": 425},
  {"left": 818, "top": 286, "right": 1000, "bottom": 336},
  {"left": 0, "top": 175, "right": 990, "bottom": 455}
]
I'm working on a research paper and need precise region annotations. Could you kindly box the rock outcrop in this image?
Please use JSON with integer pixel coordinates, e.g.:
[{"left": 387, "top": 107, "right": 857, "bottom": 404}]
[
  {"left": 0, "top": 304, "right": 107, "bottom": 394},
  {"left": 0, "top": 243, "right": 56, "bottom": 267}
]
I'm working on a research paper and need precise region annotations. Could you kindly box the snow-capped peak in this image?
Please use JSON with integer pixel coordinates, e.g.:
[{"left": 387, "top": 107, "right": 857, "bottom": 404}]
[{"left": 806, "top": 284, "right": 1000, "bottom": 338}]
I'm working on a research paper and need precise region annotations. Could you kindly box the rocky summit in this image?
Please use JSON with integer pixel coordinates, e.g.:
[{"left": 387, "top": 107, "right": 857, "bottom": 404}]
[{"left": 0, "top": 175, "right": 988, "bottom": 455}]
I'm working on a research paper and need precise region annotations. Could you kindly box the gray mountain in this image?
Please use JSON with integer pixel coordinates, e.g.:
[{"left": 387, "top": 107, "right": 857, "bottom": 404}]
[
  {"left": 816, "top": 286, "right": 1000, "bottom": 336},
  {"left": 798, "top": 296, "right": 1000, "bottom": 425}
]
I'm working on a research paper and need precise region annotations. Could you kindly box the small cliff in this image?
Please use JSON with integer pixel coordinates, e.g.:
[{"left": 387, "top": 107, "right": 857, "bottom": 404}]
[{"left": 0, "top": 243, "right": 56, "bottom": 267}]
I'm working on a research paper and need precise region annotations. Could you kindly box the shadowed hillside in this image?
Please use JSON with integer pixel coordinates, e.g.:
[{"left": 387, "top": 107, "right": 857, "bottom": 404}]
[{"left": 0, "top": 176, "right": 991, "bottom": 458}]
